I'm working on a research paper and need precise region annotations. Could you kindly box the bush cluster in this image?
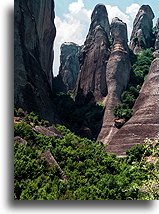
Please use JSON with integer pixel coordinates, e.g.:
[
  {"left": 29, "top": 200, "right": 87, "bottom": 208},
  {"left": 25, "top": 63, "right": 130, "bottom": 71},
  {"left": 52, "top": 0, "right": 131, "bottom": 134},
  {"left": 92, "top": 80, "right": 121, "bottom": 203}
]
[{"left": 14, "top": 116, "right": 159, "bottom": 200}]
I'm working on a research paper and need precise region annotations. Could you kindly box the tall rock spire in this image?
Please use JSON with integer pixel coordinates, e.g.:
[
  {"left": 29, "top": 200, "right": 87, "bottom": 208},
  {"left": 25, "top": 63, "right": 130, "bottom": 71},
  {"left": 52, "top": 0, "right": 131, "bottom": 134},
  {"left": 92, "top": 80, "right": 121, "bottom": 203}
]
[
  {"left": 54, "top": 42, "right": 81, "bottom": 92},
  {"left": 130, "top": 5, "right": 155, "bottom": 54},
  {"left": 14, "top": 0, "right": 58, "bottom": 123},
  {"left": 97, "top": 18, "right": 131, "bottom": 144},
  {"left": 90, "top": 4, "right": 110, "bottom": 36},
  {"left": 74, "top": 4, "right": 110, "bottom": 104}
]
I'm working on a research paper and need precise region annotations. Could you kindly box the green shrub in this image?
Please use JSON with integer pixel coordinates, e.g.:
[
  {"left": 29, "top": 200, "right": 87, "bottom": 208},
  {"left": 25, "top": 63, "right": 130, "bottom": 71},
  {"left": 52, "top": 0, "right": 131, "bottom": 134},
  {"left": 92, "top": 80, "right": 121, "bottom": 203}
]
[{"left": 114, "top": 104, "right": 133, "bottom": 120}]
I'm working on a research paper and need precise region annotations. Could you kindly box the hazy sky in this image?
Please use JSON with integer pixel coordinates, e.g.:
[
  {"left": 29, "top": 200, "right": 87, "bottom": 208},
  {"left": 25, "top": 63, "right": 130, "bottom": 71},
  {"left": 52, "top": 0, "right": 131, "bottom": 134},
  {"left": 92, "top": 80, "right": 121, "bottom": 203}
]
[{"left": 53, "top": 0, "right": 159, "bottom": 76}]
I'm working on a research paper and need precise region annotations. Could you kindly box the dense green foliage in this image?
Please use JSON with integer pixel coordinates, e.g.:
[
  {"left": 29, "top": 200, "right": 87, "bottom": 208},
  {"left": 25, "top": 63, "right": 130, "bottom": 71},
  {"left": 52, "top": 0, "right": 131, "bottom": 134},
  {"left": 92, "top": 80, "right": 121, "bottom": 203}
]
[
  {"left": 54, "top": 93, "right": 104, "bottom": 139},
  {"left": 114, "top": 49, "right": 154, "bottom": 121},
  {"left": 14, "top": 112, "right": 159, "bottom": 200}
]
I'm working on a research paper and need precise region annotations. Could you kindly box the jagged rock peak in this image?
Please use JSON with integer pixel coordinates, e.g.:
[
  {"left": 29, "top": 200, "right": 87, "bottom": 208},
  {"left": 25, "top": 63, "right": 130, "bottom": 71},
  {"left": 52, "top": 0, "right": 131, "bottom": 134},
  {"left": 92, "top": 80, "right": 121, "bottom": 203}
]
[
  {"left": 58, "top": 42, "right": 81, "bottom": 91},
  {"left": 90, "top": 4, "right": 110, "bottom": 36},
  {"left": 137, "top": 5, "right": 155, "bottom": 19},
  {"left": 130, "top": 5, "right": 155, "bottom": 54},
  {"left": 74, "top": 4, "right": 110, "bottom": 104},
  {"left": 111, "top": 17, "right": 128, "bottom": 48}
]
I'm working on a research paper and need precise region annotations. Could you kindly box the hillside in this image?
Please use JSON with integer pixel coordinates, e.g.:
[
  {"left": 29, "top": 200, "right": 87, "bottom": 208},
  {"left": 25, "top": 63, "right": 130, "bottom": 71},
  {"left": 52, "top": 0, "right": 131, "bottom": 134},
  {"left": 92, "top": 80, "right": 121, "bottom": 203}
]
[
  {"left": 14, "top": 1, "right": 159, "bottom": 200},
  {"left": 14, "top": 109, "right": 159, "bottom": 200}
]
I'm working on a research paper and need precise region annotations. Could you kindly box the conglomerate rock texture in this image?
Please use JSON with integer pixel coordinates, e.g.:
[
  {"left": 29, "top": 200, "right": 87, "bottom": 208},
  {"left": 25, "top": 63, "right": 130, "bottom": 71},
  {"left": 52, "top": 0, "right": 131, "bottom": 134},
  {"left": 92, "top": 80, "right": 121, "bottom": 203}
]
[
  {"left": 130, "top": 5, "right": 155, "bottom": 54},
  {"left": 14, "top": 0, "right": 58, "bottom": 123},
  {"left": 74, "top": 4, "right": 110, "bottom": 104},
  {"left": 97, "top": 17, "right": 131, "bottom": 144},
  {"left": 106, "top": 58, "right": 159, "bottom": 156},
  {"left": 55, "top": 42, "right": 81, "bottom": 92}
]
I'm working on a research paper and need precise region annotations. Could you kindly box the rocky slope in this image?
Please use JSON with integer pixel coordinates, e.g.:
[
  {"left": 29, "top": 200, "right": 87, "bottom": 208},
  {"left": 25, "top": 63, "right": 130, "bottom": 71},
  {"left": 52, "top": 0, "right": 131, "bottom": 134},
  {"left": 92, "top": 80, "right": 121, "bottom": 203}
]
[
  {"left": 14, "top": 0, "right": 58, "bottom": 123},
  {"left": 130, "top": 5, "right": 155, "bottom": 54},
  {"left": 106, "top": 58, "right": 159, "bottom": 156},
  {"left": 97, "top": 18, "right": 131, "bottom": 143},
  {"left": 55, "top": 42, "right": 81, "bottom": 92},
  {"left": 74, "top": 4, "right": 110, "bottom": 104}
]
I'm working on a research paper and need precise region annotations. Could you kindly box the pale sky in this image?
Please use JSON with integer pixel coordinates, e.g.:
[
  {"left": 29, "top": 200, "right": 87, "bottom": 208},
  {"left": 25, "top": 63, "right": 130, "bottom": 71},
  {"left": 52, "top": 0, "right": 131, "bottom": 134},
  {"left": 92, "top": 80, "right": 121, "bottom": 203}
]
[{"left": 53, "top": 0, "right": 159, "bottom": 76}]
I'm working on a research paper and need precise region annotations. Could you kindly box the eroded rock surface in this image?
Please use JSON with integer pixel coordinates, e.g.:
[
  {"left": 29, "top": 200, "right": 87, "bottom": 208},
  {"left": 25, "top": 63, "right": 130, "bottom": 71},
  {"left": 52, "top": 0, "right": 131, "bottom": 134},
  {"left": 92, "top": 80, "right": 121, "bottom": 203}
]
[
  {"left": 97, "top": 18, "right": 131, "bottom": 143},
  {"left": 130, "top": 5, "right": 155, "bottom": 54},
  {"left": 107, "top": 58, "right": 159, "bottom": 156},
  {"left": 74, "top": 4, "right": 110, "bottom": 104},
  {"left": 33, "top": 126, "right": 62, "bottom": 139},
  {"left": 41, "top": 150, "right": 68, "bottom": 182},
  {"left": 14, "top": 0, "right": 58, "bottom": 123}
]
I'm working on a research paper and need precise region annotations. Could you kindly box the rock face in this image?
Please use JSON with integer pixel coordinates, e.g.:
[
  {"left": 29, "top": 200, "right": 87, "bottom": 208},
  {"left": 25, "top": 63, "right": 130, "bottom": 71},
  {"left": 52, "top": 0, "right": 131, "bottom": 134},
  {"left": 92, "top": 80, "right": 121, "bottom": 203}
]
[
  {"left": 56, "top": 42, "right": 81, "bottom": 92},
  {"left": 74, "top": 4, "right": 110, "bottom": 103},
  {"left": 14, "top": 0, "right": 58, "bottom": 123},
  {"left": 97, "top": 18, "right": 131, "bottom": 143},
  {"left": 107, "top": 58, "right": 159, "bottom": 156},
  {"left": 130, "top": 5, "right": 155, "bottom": 54},
  {"left": 154, "top": 18, "right": 159, "bottom": 58}
]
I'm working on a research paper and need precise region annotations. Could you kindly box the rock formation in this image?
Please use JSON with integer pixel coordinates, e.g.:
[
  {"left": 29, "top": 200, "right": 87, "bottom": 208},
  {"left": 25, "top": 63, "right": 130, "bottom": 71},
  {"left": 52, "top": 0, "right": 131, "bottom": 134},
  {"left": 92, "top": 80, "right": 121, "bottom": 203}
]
[
  {"left": 14, "top": 0, "right": 58, "bottom": 123},
  {"left": 106, "top": 58, "right": 159, "bottom": 156},
  {"left": 130, "top": 5, "right": 155, "bottom": 54},
  {"left": 97, "top": 18, "right": 131, "bottom": 143},
  {"left": 54, "top": 42, "right": 81, "bottom": 92},
  {"left": 74, "top": 4, "right": 110, "bottom": 104},
  {"left": 154, "top": 18, "right": 159, "bottom": 58}
]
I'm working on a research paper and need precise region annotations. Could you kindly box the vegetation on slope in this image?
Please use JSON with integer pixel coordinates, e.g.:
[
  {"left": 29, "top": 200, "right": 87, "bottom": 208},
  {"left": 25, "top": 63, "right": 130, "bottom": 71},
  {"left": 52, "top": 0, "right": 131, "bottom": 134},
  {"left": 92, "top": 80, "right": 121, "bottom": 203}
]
[
  {"left": 114, "top": 49, "right": 155, "bottom": 121},
  {"left": 53, "top": 92, "right": 104, "bottom": 139},
  {"left": 14, "top": 110, "right": 159, "bottom": 200}
]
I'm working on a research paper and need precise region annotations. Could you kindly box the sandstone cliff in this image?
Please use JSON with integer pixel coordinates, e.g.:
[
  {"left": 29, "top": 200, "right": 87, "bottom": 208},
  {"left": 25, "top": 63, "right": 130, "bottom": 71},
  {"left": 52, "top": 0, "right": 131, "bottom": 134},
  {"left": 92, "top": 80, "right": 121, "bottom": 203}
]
[
  {"left": 74, "top": 4, "right": 110, "bottom": 104},
  {"left": 55, "top": 42, "right": 81, "bottom": 92},
  {"left": 106, "top": 58, "right": 159, "bottom": 156},
  {"left": 14, "top": 0, "right": 58, "bottom": 123},
  {"left": 130, "top": 5, "right": 155, "bottom": 54},
  {"left": 97, "top": 18, "right": 131, "bottom": 143}
]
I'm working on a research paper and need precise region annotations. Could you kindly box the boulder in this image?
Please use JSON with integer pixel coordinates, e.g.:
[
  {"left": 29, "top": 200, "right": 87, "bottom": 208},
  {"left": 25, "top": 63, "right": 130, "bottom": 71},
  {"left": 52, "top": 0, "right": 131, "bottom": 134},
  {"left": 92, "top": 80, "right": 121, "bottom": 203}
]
[
  {"left": 33, "top": 126, "right": 62, "bottom": 139},
  {"left": 14, "top": 136, "right": 27, "bottom": 146},
  {"left": 41, "top": 150, "right": 68, "bottom": 182}
]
